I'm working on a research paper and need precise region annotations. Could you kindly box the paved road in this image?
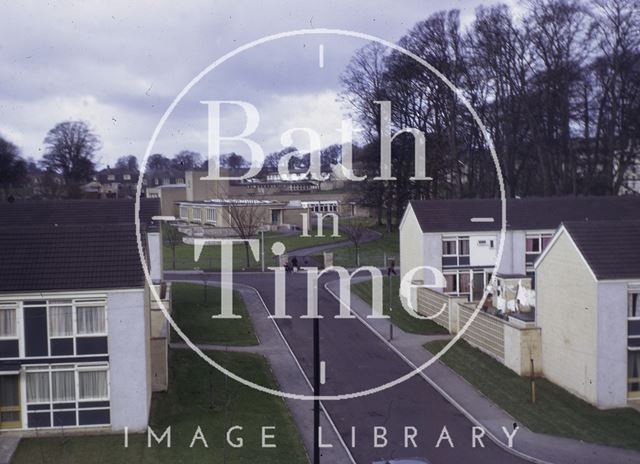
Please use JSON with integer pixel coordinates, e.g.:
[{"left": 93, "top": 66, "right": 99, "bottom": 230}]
[{"left": 168, "top": 271, "right": 528, "bottom": 464}]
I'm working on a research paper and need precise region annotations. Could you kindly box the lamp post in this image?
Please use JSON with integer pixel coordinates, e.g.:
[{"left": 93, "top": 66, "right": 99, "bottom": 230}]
[
  {"left": 313, "top": 315, "right": 320, "bottom": 464},
  {"left": 387, "top": 257, "right": 396, "bottom": 341}
]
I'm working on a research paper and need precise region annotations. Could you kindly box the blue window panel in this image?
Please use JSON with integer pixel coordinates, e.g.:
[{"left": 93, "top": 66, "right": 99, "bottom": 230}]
[
  {"left": 28, "top": 412, "right": 51, "bottom": 428},
  {"left": 628, "top": 320, "right": 640, "bottom": 337},
  {"left": 79, "top": 401, "right": 109, "bottom": 409},
  {"left": 50, "top": 338, "right": 74, "bottom": 356},
  {"left": 76, "top": 337, "right": 108, "bottom": 355},
  {"left": 27, "top": 404, "right": 51, "bottom": 412},
  {"left": 0, "top": 340, "right": 19, "bottom": 358},
  {"left": 24, "top": 307, "right": 48, "bottom": 357},
  {"left": 53, "top": 411, "right": 76, "bottom": 427},
  {"left": 78, "top": 409, "right": 110, "bottom": 426}
]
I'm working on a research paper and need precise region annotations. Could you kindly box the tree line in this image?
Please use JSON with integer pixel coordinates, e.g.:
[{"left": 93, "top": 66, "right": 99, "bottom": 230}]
[{"left": 340, "top": 0, "right": 640, "bottom": 228}]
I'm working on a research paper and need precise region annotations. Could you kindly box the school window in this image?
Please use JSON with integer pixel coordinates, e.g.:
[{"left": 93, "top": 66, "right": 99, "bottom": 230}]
[{"left": 205, "top": 208, "right": 217, "bottom": 224}]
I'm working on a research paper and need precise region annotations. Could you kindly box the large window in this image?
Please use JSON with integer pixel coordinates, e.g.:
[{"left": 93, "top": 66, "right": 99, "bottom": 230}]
[
  {"left": 47, "top": 299, "right": 107, "bottom": 345},
  {"left": 0, "top": 304, "right": 17, "bottom": 338},
  {"left": 25, "top": 364, "right": 110, "bottom": 428},
  {"left": 525, "top": 233, "right": 553, "bottom": 262}
]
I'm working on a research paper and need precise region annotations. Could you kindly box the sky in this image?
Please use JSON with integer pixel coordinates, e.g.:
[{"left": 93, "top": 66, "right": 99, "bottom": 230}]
[{"left": 0, "top": 0, "right": 518, "bottom": 169}]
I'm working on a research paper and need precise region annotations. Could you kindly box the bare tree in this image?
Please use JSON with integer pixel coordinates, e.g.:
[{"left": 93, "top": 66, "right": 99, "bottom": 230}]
[
  {"left": 341, "top": 217, "right": 371, "bottom": 267},
  {"left": 0, "top": 135, "right": 27, "bottom": 200},
  {"left": 42, "top": 121, "right": 100, "bottom": 198},
  {"left": 225, "top": 196, "right": 267, "bottom": 268},
  {"left": 162, "top": 223, "right": 183, "bottom": 270}
]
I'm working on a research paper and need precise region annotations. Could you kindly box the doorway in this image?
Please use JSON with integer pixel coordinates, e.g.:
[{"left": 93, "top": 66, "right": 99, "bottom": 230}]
[{"left": 0, "top": 375, "right": 21, "bottom": 429}]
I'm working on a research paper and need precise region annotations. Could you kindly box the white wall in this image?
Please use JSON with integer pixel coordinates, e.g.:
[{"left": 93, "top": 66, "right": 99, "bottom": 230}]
[
  {"left": 536, "top": 231, "right": 599, "bottom": 405},
  {"left": 469, "top": 233, "right": 498, "bottom": 267},
  {"left": 596, "top": 281, "right": 629, "bottom": 407},
  {"left": 147, "top": 231, "right": 162, "bottom": 283},
  {"left": 107, "top": 289, "right": 151, "bottom": 431},
  {"left": 399, "top": 205, "right": 425, "bottom": 283}
]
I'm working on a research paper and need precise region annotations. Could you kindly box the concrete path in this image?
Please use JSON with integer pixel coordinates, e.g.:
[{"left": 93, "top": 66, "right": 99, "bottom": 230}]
[
  {"left": 170, "top": 279, "right": 355, "bottom": 464},
  {"left": 329, "top": 278, "right": 640, "bottom": 464},
  {"left": 0, "top": 436, "right": 20, "bottom": 464}
]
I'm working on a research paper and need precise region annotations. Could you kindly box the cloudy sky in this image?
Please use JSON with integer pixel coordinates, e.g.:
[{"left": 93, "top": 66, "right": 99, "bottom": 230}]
[{"left": 0, "top": 0, "right": 517, "bottom": 169}]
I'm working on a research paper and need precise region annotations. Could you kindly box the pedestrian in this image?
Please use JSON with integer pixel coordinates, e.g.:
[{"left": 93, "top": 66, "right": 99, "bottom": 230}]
[{"left": 291, "top": 256, "right": 300, "bottom": 271}]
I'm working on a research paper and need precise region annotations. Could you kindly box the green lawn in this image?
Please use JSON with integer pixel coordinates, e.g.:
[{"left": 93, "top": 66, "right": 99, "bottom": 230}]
[
  {"left": 12, "top": 350, "right": 308, "bottom": 464},
  {"left": 332, "top": 223, "right": 398, "bottom": 268},
  {"left": 424, "top": 339, "right": 640, "bottom": 451},
  {"left": 171, "top": 283, "right": 257, "bottom": 345},
  {"left": 352, "top": 276, "right": 448, "bottom": 335},
  {"left": 164, "top": 228, "right": 345, "bottom": 271}
]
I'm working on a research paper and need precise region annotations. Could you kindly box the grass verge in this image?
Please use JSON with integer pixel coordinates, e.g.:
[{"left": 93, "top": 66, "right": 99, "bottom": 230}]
[
  {"left": 424, "top": 339, "right": 640, "bottom": 451},
  {"left": 12, "top": 350, "right": 308, "bottom": 464},
  {"left": 171, "top": 282, "right": 257, "bottom": 345},
  {"left": 352, "top": 276, "right": 448, "bottom": 335}
]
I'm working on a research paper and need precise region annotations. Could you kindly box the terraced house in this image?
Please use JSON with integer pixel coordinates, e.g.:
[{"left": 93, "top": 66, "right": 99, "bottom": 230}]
[{"left": 0, "top": 199, "right": 167, "bottom": 432}]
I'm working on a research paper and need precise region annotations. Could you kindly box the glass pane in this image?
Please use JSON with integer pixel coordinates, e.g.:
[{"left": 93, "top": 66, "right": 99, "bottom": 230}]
[
  {"left": 444, "top": 274, "right": 457, "bottom": 293},
  {"left": 630, "top": 293, "right": 639, "bottom": 318},
  {"left": 458, "top": 239, "right": 470, "bottom": 256},
  {"left": 77, "top": 306, "right": 106, "bottom": 334},
  {"left": 460, "top": 272, "right": 471, "bottom": 294},
  {"left": 52, "top": 371, "right": 75, "bottom": 402},
  {"left": 526, "top": 237, "right": 540, "bottom": 253},
  {"left": 442, "top": 240, "right": 456, "bottom": 256},
  {"left": 79, "top": 370, "right": 108, "bottom": 400},
  {"left": 49, "top": 305, "right": 73, "bottom": 337},
  {"left": 0, "top": 308, "right": 16, "bottom": 337},
  {"left": 26, "top": 372, "right": 50, "bottom": 403}
]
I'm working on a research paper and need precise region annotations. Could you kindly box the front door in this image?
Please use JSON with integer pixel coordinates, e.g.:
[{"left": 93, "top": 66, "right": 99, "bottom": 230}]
[{"left": 0, "top": 375, "right": 21, "bottom": 428}]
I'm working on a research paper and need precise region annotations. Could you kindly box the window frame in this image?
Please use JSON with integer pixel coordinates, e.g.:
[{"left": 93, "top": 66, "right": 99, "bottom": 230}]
[
  {"left": 0, "top": 303, "right": 18, "bottom": 340},
  {"left": 205, "top": 207, "right": 217, "bottom": 224}
]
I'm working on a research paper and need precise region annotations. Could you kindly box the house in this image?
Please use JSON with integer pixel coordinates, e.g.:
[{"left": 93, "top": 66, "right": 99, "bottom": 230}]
[
  {"left": 535, "top": 219, "right": 640, "bottom": 408},
  {"left": 0, "top": 199, "right": 168, "bottom": 432},
  {"left": 400, "top": 196, "right": 640, "bottom": 301}
]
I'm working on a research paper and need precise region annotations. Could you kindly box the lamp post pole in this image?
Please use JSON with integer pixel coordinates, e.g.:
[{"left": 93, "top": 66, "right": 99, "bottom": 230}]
[{"left": 313, "top": 316, "right": 320, "bottom": 464}]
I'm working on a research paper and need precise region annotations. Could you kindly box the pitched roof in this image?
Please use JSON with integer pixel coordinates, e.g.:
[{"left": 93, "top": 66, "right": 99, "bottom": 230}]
[
  {"left": 562, "top": 220, "right": 640, "bottom": 280},
  {"left": 0, "top": 199, "right": 160, "bottom": 293},
  {"left": 0, "top": 198, "right": 159, "bottom": 226},
  {"left": 408, "top": 196, "right": 640, "bottom": 233}
]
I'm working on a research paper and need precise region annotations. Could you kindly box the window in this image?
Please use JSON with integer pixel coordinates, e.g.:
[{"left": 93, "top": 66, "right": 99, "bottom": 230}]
[
  {"left": 458, "top": 238, "right": 470, "bottom": 256},
  {"left": 123, "top": 174, "right": 131, "bottom": 181},
  {"left": 49, "top": 303, "right": 73, "bottom": 337},
  {"left": 442, "top": 239, "right": 457, "bottom": 256},
  {"left": 179, "top": 206, "right": 189, "bottom": 220},
  {"left": 107, "top": 174, "right": 115, "bottom": 181},
  {"left": 192, "top": 207, "right": 202, "bottom": 222},
  {"left": 0, "top": 304, "right": 17, "bottom": 338},
  {"left": 76, "top": 306, "right": 106, "bottom": 335},
  {"left": 79, "top": 368, "right": 109, "bottom": 400},
  {"left": 52, "top": 370, "right": 75, "bottom": 402},
  {"left": 205, "top": 208, "right": 217, "bottom": 224},
  {"left": 26, "top": 371, "right": 50, "bottom": 403},
  {"left": 444, "top": 274, "right": 458, "bottom": 293},
  {"left": 629, "top": 292, "right": 639, "bottom": 318},
  {"left": 526, "top": 237, "right": 541, "bottom": 253}
]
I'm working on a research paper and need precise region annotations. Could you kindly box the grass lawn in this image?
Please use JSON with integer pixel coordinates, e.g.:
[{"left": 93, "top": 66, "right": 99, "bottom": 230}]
[
  {"left": 164, "top": 228, "right": 345, "bottom": 271},
  {"left": 332, "top": 223, "right": 398, "bottom": 268},
  {"left": 171, "top": 283, "right": 257, "bottom": 345},
  {"left": 352, "top": 276, "right": 448, "bottom": 335},
  {"left": 12, "top": 350, "right": 308, "bottom": 464},
  {"left": 424, "top": 339, "right": 640, "bottom": 451}
]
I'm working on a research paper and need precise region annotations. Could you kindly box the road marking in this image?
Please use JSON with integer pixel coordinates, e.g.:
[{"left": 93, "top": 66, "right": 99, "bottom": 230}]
[
  {"left": 318, "top": 44, "right": 325, "bottom": 68},
  {"left": 470, "top": 217, "right": 495, "bottom": 223},
  {"left": 320, "top": 361, "right": 326, "bottom": 384}
]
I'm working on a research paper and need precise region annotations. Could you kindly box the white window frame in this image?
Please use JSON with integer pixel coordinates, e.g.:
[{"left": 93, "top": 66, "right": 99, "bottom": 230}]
[
  {"left": 205, "top": 208, "right": 217, "bottom": 224},
  {"left": 179, "top": 205, "right": 189, "bottom": 220},
  {"left": 442, "top": 238, "right": 458, "bottom": 257}
]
